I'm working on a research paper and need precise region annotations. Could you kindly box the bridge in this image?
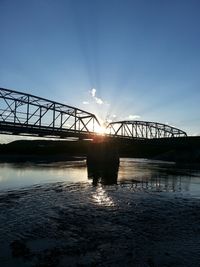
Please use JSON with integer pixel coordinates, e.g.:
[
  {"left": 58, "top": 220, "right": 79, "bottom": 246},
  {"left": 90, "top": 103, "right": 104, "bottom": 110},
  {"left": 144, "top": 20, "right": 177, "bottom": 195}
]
[
  {"left": 0, "top": 87, "right": 187, "bottom": 140},
  {"left": 107, "top": 121, "right": 187, "bottom": 139}
]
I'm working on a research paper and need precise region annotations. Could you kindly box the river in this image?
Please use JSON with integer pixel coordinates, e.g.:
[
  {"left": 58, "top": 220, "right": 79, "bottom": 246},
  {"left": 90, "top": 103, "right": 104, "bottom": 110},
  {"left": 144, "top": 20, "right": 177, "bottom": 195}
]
[
  {"left": 0, "top": 158, "right": 200, "bottom": 266},
  {"left": 0, "top": 158, "right": 200, "bottom": 196}
]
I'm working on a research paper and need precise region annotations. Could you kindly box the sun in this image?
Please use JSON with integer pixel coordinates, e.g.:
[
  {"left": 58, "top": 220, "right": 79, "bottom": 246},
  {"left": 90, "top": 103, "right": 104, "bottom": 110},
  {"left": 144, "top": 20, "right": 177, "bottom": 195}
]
[{"left": 95, "top": 124, "right": 107, "bottom": 135}]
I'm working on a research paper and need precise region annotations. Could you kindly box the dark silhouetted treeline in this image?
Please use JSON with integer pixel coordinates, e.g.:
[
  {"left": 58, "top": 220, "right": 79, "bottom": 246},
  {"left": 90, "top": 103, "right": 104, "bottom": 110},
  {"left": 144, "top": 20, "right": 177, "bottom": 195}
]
[{"left": 0, "top": 136, "right": 200, "bottom": 163}]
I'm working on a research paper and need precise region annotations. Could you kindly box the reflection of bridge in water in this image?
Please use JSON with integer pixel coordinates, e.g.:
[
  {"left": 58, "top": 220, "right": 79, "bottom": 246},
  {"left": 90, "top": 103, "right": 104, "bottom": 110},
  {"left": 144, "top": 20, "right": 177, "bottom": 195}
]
[
  {"left": 0, "top": 87, "right": 187, "bottom": 140},
  {"left": 119, "top": 175, "right": 187, "bottom": 193},
  {"left": 87, "top": 159, "right": 191, "bottom": 193}
]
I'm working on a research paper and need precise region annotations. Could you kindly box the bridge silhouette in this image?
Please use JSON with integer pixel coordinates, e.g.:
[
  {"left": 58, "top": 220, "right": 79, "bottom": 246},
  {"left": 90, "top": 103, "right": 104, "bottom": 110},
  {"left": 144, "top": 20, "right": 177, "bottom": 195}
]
[{"left": 0, "top": 87, "right": 187, "bottom": 140}]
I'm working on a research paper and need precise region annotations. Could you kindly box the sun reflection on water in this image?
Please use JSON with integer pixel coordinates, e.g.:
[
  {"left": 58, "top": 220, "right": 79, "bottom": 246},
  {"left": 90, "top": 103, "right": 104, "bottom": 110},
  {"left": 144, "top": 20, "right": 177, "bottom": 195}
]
[{"left": 92, "top": 185, "right": 115, "bottom": 207}]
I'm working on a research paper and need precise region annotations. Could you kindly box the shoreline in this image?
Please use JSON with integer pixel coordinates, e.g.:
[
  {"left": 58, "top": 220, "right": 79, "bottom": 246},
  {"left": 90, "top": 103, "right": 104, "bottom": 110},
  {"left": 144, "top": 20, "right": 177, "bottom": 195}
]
[
  {"left": 1, "top": 137, "right": 200, "bottom": 164},
  {"left": 0, "top": 153, "right": 86, "bottom": 163},
  {"left": 1, "top": 154, "right": 200, "bottom": 171}
]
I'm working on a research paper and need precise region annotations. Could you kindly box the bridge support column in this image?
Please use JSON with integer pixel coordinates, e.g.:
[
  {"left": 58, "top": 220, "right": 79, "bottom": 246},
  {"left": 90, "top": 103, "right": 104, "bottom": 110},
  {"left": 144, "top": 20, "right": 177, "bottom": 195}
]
[
  {"left": 87, "top": 141, "right": 119, "bottom": 185},
  {"left": 87, "top": 141, "right": 119, "bottom": 166}
]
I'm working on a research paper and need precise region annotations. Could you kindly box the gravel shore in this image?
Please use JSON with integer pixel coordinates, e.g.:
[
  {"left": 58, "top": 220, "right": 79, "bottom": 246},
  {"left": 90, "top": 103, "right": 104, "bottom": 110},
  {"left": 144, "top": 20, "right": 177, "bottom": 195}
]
[{"left": 0, "top": 181, "right": 200, "bottom": 267}]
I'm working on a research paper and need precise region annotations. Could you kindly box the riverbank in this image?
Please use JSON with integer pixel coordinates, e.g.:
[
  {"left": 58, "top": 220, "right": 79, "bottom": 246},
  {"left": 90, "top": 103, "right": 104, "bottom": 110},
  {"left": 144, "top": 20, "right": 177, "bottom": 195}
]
[
  {"left": 0, "top": 181, "right": 200, "bottom": 267},
  {"left": 0, "top": 153, "right": 85, "bottom": 163},
  {"left": 1, "top": 137, "right": 200, "bottom": 164}
]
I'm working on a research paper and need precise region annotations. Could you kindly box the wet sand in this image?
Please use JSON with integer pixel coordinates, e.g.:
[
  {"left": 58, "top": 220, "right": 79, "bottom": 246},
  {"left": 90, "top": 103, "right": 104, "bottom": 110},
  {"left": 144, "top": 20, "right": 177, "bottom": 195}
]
[{"left": 0, "top": 182, "right": 200, "bottom": 267}]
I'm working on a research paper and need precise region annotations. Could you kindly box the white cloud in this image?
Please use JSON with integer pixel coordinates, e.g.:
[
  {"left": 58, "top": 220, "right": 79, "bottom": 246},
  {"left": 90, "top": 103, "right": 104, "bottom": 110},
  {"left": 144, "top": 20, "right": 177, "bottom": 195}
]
[
  {"left": 89, "top": 88, "right": 104, "bottom": 105},
  {"left": 128, "top": 114, "right": 141, "bottom": 120},
  {"left": 82, "top": 101, "right": 89, "bottom": 105},
  {"left": 90, "top": 88, "right": 96, "bottom": 97},
  {"left": 95, "top": 98, "right": 103, "bottom": 105}
]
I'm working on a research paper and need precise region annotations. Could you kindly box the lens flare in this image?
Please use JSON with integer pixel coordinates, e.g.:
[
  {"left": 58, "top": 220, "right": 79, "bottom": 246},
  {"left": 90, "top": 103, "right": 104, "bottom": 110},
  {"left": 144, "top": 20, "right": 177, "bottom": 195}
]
[{"left": 95, "top": 124, "right": 107, "bottom": 134}]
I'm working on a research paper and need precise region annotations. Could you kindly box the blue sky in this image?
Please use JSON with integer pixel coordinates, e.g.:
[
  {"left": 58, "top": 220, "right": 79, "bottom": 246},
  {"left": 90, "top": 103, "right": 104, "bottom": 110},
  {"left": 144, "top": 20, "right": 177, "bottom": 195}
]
[{"left": 1, "top": 0, "right": 200, "bottom": 141}]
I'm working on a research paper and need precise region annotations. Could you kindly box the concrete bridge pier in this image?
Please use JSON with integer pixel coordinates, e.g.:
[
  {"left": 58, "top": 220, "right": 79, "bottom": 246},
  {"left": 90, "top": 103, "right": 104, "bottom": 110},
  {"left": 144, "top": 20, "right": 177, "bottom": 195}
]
[
  {"left": 86, "top": 141, "right": 119, "bottom": 185},
  {"left": 87, "top": 141, "right": 119, "bottom": 166}
]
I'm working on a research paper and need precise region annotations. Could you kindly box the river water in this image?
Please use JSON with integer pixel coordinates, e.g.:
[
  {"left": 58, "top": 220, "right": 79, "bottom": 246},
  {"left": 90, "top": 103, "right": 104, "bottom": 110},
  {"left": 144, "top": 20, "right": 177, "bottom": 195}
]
[
  {"left": 0, "top": 158, "right": 200, "bottom": 196},
  {"left": 0, "top": 158, "right": 200, "bottom": 267}
]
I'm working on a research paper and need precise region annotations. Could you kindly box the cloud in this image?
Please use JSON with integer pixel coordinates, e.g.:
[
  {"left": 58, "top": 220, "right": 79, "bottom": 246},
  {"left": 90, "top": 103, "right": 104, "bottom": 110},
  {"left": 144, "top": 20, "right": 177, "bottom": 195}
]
[
  {"left": 89, "top": 88, "right": 104, "bottom": 105},
  {"left": 82, "top": 101, "right": 89, "bottom": 105},
  {"left": 91, "top": 88, "right": 96, "bottom": 97},
  {"left": 128, "top": 114, "right": 141, "bottom": 120},
  {"left": 95, "top": 98, "right": 103, "bottom": 105}
]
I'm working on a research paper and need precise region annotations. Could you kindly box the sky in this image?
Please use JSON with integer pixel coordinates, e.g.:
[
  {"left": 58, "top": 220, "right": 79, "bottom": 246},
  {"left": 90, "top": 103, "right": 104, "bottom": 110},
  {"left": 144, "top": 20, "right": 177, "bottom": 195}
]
[{"left": 0, "top": 0, "right": 200, "bottom": 142}]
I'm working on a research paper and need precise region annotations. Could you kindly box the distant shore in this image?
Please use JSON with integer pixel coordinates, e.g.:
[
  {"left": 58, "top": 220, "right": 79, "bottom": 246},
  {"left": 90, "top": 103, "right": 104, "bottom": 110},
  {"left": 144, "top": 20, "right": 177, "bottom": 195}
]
[
  {"left": 0, "top": 153, "right": 85, "bottom": 163},
  {"left": 1, "top": 137, "right": 200, "bottom": 164}
]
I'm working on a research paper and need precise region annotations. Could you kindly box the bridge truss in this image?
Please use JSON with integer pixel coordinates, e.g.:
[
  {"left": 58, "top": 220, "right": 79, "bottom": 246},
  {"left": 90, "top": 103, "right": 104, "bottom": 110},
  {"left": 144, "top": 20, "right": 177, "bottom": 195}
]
[
  {"left": 0, "top": 87, "right": 100, "bottom": 139},
  {"left": 0, "top": 88, "right": 187, "bottom": 140},
  {"left": 106, "top": 121, "right": 187, "bottom": 139}
]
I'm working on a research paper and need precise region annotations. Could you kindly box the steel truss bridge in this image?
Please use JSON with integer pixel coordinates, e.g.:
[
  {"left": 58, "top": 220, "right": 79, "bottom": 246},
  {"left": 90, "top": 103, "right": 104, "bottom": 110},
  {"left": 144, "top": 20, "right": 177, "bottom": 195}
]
[
  {"left": 0, "top": 87, "right": 100, "bottom": 139},
  {"left": 106, "top": 121, "right": 187, "bottom": 139},
  {"left": 0, "top": 87, "right": 187, "bottom": 140}
]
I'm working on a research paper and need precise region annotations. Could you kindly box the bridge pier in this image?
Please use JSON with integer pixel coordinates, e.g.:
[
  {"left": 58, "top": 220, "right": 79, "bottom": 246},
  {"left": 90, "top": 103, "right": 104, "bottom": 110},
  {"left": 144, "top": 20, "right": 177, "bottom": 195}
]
[
  {"left": 87, "top": 141, "right": 119, "bottom": 166},
  {"left": 87, "top": 141, "right": 119, "bottom": 185}
]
